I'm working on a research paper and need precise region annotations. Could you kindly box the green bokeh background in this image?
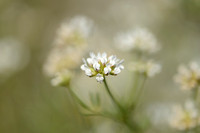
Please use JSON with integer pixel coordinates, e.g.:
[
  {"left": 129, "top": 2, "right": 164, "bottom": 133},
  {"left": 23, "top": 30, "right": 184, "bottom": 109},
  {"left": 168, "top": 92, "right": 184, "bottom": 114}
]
[{"left": 0, "top": 0, "right": 200, "bottom": 132}]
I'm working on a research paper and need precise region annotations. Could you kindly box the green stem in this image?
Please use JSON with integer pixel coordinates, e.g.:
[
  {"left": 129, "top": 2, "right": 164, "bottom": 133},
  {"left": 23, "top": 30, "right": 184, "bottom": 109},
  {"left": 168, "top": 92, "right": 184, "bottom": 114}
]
[
  {"left": 129, "top": 72, "right": 139, "bottom": 104},
  {"left": 103, "top": 76, "right": 138, "bottom": 133},
  {"left": 103, "top": 76, "right": 125, "bottom": 113},
  {"left": 194, "top": 86, "right": 199, "bottom": 103},
  {"left": 82, "top": 112, "right": 121, "bottom": 123},
  {"left": 130, "top": 75, "right": 147, "bottom": 110},
  {"left": 68, "top": 86, "right": 93, "bottom": 112}
]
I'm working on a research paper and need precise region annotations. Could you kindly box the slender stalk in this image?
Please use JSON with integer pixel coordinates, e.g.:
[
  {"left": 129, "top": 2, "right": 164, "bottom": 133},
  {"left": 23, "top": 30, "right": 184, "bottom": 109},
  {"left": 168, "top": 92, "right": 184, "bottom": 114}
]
[
  {"left": 130, "top": 75, "right": 147, "bottom": 110},
  {"left": 68, "top": 86, "right": 93, "bottom": 112},
  {"left": 128, "top": 72, "right": 140, "bottom": 105},
  {"left": 103, "top": 76, "right": 125, "bottom": 113},
  {"left": 103, "top": 76, "right": 138, "bottom": 133},
  {"left": 194, "top": 86, "right": 200, "bottom": 103},
  {"left": 82, "top": 113, "right": 121, "bottom": 123}
]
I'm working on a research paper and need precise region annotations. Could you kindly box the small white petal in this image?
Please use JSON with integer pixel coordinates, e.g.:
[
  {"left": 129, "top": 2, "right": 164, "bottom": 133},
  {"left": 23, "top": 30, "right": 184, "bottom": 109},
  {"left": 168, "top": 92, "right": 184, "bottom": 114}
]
[
  {"left": 89, "top": 52, "right": 96, "bottom": 58},
  {"left": 113, "top": 67, "right": 121, "bottom": 74},
  {"left": 85, "top": 69, "right": 92, "bottom": 76},
  {"left": 119, "top": 65, "right": 124, "bottom": 70},
  {"left": 101, "top": 57, "right": 107, "bottom": 64},
  {"left": 82, "top": 58, "right": 87, "bottom": 64},
  {"left": 87, "top": 58, "right": 94, "bottom": 65},
  {"left": 96, "top": 74, "right": 104, "bottom": 83},
  {"left": 102, "top": 52, "right": 107, "bottom": 58},
  {"left": 80, "top": 64, "right": 87, "bottom": 70},
  {"left": 104, "top": 66, "right": 111, "bottom": 74},
  {"left": 93, "top": 62, "right": 100, "bottom": 71}
]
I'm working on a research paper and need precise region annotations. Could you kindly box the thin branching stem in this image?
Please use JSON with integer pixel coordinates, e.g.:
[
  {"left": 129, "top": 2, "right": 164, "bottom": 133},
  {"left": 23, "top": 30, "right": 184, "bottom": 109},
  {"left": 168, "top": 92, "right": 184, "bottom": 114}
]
[
  {"left": 103, "top": 76, "right": 138, "bottom": 133},
  {"left": 103, "top": 76, "right": 125, "bottom": 113},
  {"left": 130, "top": 75, "right": 147, "bottom": 111},
  {"left": 68, "top": 86, "right": 93, "bottom": 112}
]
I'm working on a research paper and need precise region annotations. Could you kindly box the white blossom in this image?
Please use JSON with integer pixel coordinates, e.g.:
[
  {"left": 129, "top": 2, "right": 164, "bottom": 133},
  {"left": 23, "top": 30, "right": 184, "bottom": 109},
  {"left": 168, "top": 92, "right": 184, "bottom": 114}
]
[
  {"left": 44, "top": 48, "right": 82, "bottom": 77},
  {"left": 44, "top": 16, "right": 95, "bottom": 87},
  {"left": 169, "top": 101, "right": 200, "bottom": 131},
  {"left": 96, "top": 74, "right": 104, "bottom": 83},
  {"left": 115, "top": 28, "right": 159, "bottom": 54},
  {"left": 51, "top": 70, "right": 72, "bottom": 87},
  {"left": 81, "top": 52, "right": 124, "bottom": 83},
  {"left": 54, "top": 16, "right": 93, "bottom": 48},
  {"left": 174, "top": 62, "right": 200, "bottom": 90},
  {"left": 128, "top": 60, "right": 161, "bottom": 77}
]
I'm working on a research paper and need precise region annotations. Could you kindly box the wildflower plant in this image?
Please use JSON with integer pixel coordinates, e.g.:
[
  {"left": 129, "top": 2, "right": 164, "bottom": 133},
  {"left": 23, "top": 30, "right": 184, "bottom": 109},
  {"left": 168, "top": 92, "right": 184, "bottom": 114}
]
[
  {"left": 169, "top": 62, "right": 200, "bottom": 132},
  {"left": 44, "top": 18, "right": 162, "bottom": 133}
]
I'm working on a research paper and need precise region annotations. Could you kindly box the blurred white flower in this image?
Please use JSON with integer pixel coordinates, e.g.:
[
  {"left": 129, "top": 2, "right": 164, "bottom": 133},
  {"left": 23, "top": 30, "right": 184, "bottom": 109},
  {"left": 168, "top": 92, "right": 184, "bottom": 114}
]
[
  {"left": 146, "top": 103, "right": 172, "bottom": 127},
  {"left": 114, "top": 28, "right": 159, "bottom": 54},
  {"left": 44, "top": 16, "right": 94, "bottom": 86},
  {"left": 128, "top": 60, "right": 161, "bottom": 77},
  {"left": 169, "top": 100, "right": 200, "bottom": 131},
  {"left": 174, "top": 62, "right": 200, "bottom": 90},
  {"left": 0, "top": 38, "right": 29, "bottom": 81},
  {"left": 54, "top": 16, "right": 93, "bottom": 48},
  {"left": 51, "top": 70, "right": 72, "bottom": 87},
  {"left": 81, "top": 52, "right": 124, "bottom": 83},
  {"left": 44, "top": 47, "right": 82, "bottom": 77}
]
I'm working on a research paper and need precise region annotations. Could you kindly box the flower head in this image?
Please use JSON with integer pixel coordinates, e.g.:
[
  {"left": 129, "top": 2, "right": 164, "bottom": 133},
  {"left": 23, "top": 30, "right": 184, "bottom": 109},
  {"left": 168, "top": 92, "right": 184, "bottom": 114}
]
[
  {"left": 81, "top": 52, "right": 124, "bottom": 83},
  {"left": 51, "top": 70, "right": 72, "bottom": 87},
  {"left": 169, "top": 101, "right": 200, "bottom": 131},
  {"left": 44, "top": 16, "right": 94, "bottom": 87},
  {"left": 54, "top": 16, "right": 93, "bottom": 48},
  {"left": 128, "top": 60, "right": 161, "bottom": 77},
  {"left": 44, "top": 48, "right": 82, "bottom": 77},
  {"left": 115, "top": 28, "right": 159, "bottom": 54},
  {"left": 174, "top": 62, "right": 200, "bottom": 90}
]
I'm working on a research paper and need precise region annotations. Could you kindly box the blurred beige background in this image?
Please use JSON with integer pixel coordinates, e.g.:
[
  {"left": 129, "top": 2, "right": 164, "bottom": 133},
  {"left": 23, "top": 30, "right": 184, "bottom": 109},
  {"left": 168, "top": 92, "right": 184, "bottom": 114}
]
[{"left": 0, "top": 0, "right": 200, "bottom": 132}]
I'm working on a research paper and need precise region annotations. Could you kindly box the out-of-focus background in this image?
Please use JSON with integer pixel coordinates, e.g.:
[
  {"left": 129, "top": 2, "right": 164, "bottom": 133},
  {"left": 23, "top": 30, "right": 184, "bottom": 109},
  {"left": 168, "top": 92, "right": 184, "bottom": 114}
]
[{"left": 0, "top": 0, "right": 200, "bottom": 133}]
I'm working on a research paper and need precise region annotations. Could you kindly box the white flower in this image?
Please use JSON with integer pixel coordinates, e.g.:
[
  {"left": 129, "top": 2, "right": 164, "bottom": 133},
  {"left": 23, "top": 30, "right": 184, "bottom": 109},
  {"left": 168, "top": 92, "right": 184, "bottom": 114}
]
[
  {"left": 81, "top": 52, "right": 124, "bottom": 83},
  {"left": 115, "top": 28, "right": 159, "bottom": 54},
  {"left": 169, "top": 101, "right": 200, "bottom": 131},
  {"left": 44, "top": 48, "right": 82, "bottom": 77},
  {"left": 104, "top": 66, "right": 111, "bottom": 74},
  {"left": 44, "top": 47, "right": 81, "bottom": 87},
  {"left": 51, "top": 70, "right": 72, "bottom": 87},
  {"left": 96, "top": 74, "right": 104, "bottom": 83},
  {"left": 54, "top": 16, "right": 93, "bottom": 48},
  {"left": 174, "top": 62, "right": 200, "bottom": 90},
  {"left": 128, "top": 60, "right": 161, "bottom": 77}
]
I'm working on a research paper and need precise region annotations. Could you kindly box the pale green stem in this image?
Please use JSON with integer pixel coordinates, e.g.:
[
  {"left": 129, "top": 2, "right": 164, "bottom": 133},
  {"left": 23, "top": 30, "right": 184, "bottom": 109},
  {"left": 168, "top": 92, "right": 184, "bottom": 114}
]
[
  {"left": 130, "top": 75, "right": 147, "bottom": 110},
  {"left": 194, "top": 86, "right": 200, "bottom": 103},
  {"left": 128, "top": 72, "right": 140, "bottom": 106},
  {"left": 103, "top": 76, "right": 125, "bottom": 114},
  {"left": 68, "top": 86, "right": 93, "bottom": 112},
  {"left": 82, "top": 112, "right": 121, "bottom": 123},
  {"left": 103, "top": 76, "right": 138, "bottom": 133}
]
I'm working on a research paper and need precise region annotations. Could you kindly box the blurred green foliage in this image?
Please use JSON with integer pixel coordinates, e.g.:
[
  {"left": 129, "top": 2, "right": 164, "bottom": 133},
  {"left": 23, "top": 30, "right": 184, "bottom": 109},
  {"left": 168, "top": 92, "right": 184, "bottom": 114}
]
[{"left": 0, "top": 0, "right": 200, "bottom": 133}]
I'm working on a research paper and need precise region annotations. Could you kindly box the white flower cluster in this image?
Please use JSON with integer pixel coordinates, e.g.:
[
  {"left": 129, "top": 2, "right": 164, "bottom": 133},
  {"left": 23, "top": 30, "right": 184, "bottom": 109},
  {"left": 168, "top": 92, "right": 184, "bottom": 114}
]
[
  {"left": 54, "top": 16, "right": 93, "bottom": 48},
  {"left": 81, "top": 52, "right": 124, "bottom": 83},
  {"left": 51, "top": 70, "right": 72, "bottom": 87},
  {"left": 128, "top": 60, "right": 161, "bottom": 77},
  {"left": 44, "top": 48, "right": 82, "bottom": 77},
  {"left": 170, "top": 101, "right": 200, "bottom": 131},
  {"left": 115, "top": 28, "right": 159, "bottom": 54},
  {"left": 44, "top": 16, "right": 93, "bottom": 86},
  {"left": 174, "top": 62, "right": 200, "bottom": 90}
]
